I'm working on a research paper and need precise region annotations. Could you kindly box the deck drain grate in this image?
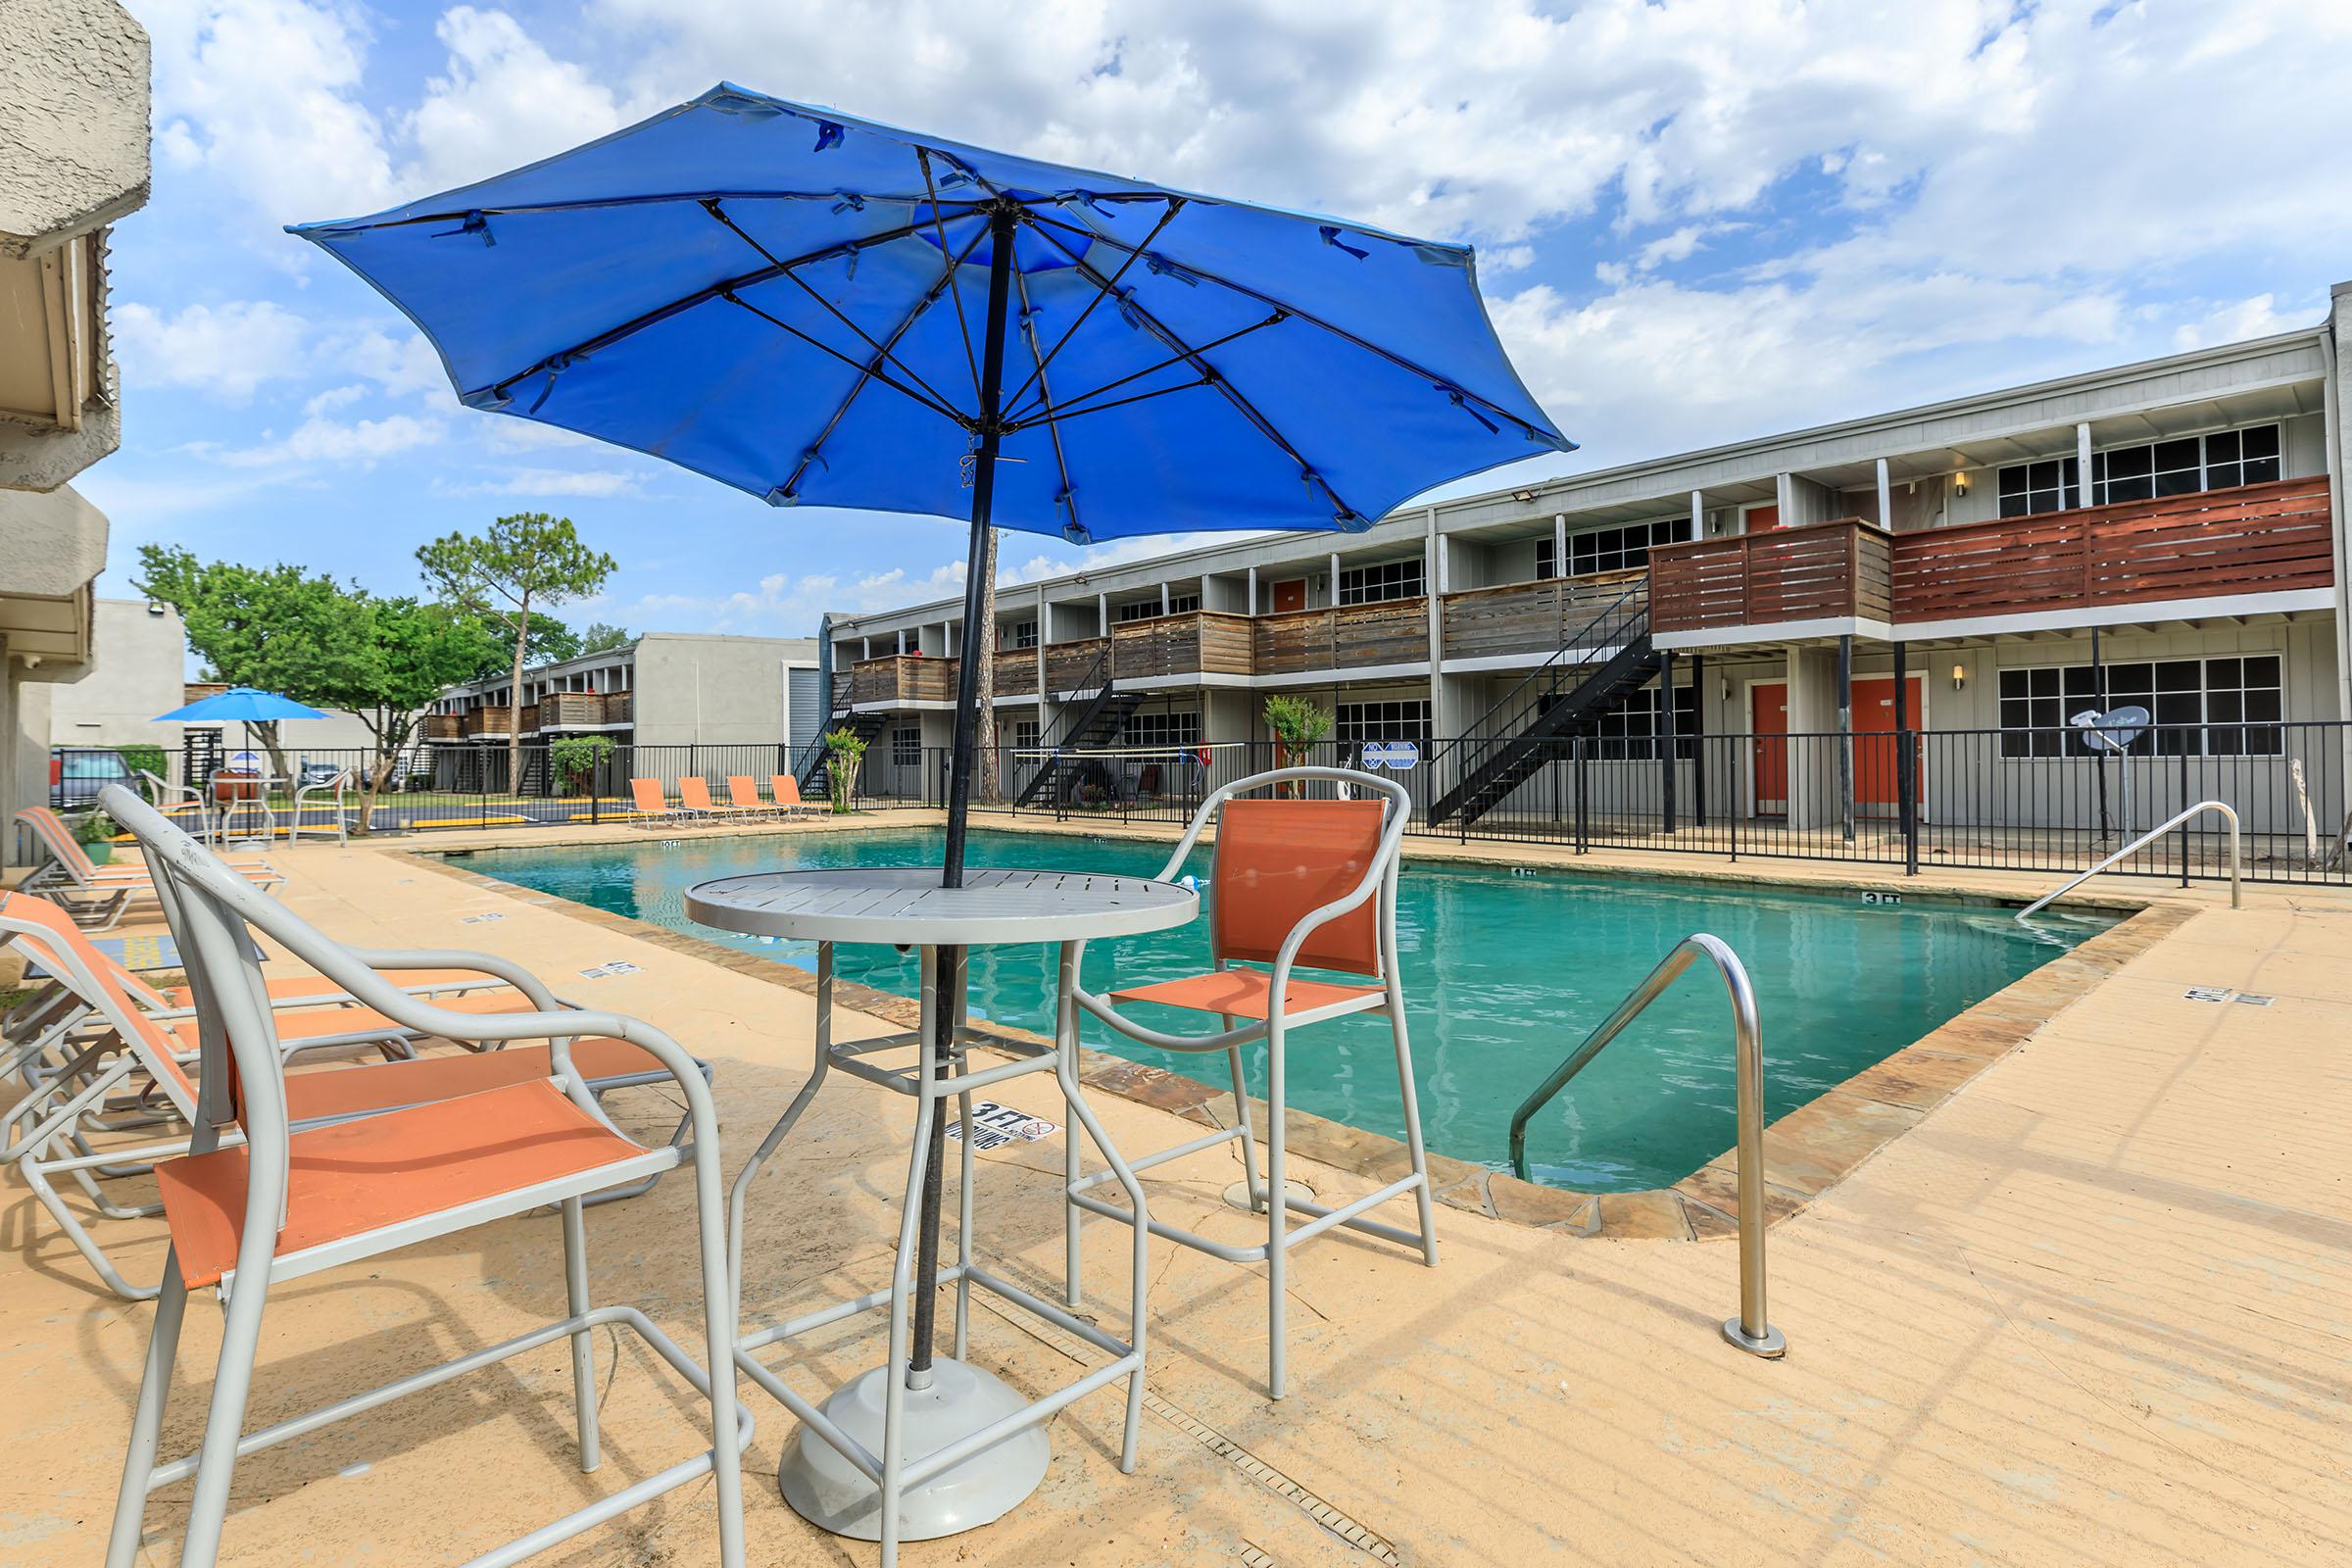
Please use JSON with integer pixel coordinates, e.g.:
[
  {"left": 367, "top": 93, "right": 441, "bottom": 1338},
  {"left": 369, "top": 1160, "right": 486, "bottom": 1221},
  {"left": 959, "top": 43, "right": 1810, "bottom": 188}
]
[{"left": 2184, "top": 987, "right": 2277, "bottom": 1005}]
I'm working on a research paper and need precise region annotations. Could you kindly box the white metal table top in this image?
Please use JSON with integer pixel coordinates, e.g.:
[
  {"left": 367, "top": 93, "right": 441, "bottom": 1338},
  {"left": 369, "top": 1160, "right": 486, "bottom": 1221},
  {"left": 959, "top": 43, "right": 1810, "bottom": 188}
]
[{"left": 683, "top": 864, "right": 1198, "bottom": 947}]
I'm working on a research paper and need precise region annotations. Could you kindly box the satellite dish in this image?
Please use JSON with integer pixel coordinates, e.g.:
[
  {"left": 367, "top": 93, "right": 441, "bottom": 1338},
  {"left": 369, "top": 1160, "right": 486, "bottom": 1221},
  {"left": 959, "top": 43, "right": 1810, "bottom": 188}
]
[{"left": 2071, "top": 705, "right": 2149, "bottom": 753}]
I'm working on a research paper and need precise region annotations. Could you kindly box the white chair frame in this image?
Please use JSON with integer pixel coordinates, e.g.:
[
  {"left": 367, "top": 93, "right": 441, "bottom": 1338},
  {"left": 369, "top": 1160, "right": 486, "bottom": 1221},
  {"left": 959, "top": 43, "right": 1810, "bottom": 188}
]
[
  {"left": 290, "top": 766, "right": 361, "bottom": 844},
  {"left": 1064, "top": 765, "right": 1438, "bottom": 1398},
  {"left": 95, "top": 785, "right": 749, "bottom": 1568}
]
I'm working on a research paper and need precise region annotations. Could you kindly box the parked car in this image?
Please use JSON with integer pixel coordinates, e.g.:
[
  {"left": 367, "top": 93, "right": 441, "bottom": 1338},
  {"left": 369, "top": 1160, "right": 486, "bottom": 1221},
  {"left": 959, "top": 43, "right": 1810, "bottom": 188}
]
[
  {"left": 49, "top": 748, "right": 134, "bottom": 809},
  {"left": 296, "top": 760, "right": 347, "bottom": 790}
]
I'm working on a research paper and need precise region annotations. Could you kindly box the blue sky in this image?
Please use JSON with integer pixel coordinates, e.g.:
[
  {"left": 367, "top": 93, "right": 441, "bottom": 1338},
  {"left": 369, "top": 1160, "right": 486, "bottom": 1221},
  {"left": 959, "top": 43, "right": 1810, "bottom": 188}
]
[{"left": 86, "top": 0, "right": 2352, "bottom": 641}]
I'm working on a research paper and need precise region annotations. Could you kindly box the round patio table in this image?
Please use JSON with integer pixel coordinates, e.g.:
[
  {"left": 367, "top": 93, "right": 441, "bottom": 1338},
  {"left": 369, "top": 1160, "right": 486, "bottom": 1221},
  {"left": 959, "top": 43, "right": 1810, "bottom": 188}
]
[{"left": 685, "top": 864, "right": 1196, "bottom": 1563}]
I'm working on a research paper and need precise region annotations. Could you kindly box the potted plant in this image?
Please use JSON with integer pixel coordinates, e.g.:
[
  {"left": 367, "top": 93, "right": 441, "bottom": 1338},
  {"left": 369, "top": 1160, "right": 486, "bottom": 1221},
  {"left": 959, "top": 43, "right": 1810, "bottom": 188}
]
[
  {"left": 74, "top": 808, "right": 119, "bottom": 866},
  {"left": 822, "top": 727, "right": 869, "bottom": 813},
  {"left": 1262, "top": 695, "right": 1331, "bottom": 795}
]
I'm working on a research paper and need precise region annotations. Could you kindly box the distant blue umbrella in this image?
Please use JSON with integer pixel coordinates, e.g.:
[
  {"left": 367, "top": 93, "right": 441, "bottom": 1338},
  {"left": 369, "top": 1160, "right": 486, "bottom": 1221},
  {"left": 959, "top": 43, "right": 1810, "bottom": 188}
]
[{"left": 154, "top": 686, "right": 329, "bottom": 723}]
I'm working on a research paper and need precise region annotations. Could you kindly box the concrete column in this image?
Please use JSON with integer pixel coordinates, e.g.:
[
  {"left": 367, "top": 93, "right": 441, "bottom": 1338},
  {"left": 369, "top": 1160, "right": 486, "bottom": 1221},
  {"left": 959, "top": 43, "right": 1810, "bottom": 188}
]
[
  {"left": 1689, "top": 490, "right": 1704, "bottom": 541},
  {"left": 1160, "top": 581, "right": 1170, "bottom": 615},
  {"left": 1035, "top": 583, "right": 1048, "bottom": 730},
  {"left": 1553, "top": 513, "right": 1568, "bottom": 575},
  {"left": 1246, "top": 565, "right": 1257, "bottom": 615},
  {"left": 1775, "top": 471, "right": 1795, "bottom": 526},
  {"left": 1097, "top": 593, "right": 1106, "bottom": 636},
  {"left": 1424, "top": 509, "right": 1443, "bottom": 691},
  {"left": 1874, "top": 459, "right": 1891, "bottom": 531},
  {"left": 1329, "top": 551, "right": 1342, "bottom": 605},
  {"left": 2077, "top": 421, "right": 2094, "bottom": 510}
]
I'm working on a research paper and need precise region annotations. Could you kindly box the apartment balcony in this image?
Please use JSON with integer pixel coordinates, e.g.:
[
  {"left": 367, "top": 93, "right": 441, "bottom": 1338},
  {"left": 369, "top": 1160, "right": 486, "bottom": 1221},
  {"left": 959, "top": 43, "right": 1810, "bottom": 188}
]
[
  {"left": 459, "top": 704, "right": 535, "bottom": 739},
  {"left": 538, "top": 691, "right": 620, "bottom": 729},
  {"left": 850, "top": 653, "right": 957, "bottom": 708},
  {"left": 1254, "top": 598, "right": 1428, "bottom": 677},
  {"left": 1647, "top": 476, "right": 2332, "bottom": 643},
  {"left": 1441, "top": 571, "right": 1643, "bottom": 663},
  {"left": 421, "top": 713, "right": 464, "bottom": 741}
]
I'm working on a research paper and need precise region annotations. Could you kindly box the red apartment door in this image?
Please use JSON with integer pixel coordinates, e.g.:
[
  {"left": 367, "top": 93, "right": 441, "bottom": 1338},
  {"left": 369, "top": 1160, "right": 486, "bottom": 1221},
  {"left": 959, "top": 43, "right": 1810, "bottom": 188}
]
[
  {"left": 1852, "top": 676, "right": 1925, "bottom": 808},
  {"left": 1745, "top": 503, "right": 1782, "bottom": 531},
  {"left": 1272, "top": 577, "right": 1307, "bottom": 612},
  {"left": 1751, "top": 682, "right": 1788, "bottom": 812}
]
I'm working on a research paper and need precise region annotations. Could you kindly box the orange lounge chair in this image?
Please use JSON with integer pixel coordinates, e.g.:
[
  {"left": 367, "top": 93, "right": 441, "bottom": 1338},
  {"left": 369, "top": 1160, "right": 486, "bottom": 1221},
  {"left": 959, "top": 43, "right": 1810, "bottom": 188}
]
[
  {"left": 768, "top": 773, "right": 819, "bottom": 818},
  {"left": 679, "top": 776, "right": 756, "bottom": 822},
  {"left": 724, "top": 774, "right": 775, "bottom": 818}
]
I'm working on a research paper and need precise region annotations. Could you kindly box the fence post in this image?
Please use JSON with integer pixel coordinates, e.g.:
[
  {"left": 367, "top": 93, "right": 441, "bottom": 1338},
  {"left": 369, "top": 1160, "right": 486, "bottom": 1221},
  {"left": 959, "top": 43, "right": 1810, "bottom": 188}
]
[
  {"left": 1898, "top": 728, "right": 1919, "bottom": 875},
  {"left": 1574, "top": 734, "right": 1590, "bottom": 856},
  {"left": 2178, "top": 746, "right": 2191, "bottom": 888},
  {"left": 1728, "top": 742, "right": 1739, "bottom": 862}
]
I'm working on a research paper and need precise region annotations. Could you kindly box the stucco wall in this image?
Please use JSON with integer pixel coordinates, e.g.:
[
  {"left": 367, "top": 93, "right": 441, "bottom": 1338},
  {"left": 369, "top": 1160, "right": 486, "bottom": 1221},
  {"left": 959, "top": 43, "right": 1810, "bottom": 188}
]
[
  {"left": 630, "top": 633, "right": 818, "bottom": 747},
  {"left": 0, "top": 0, "right": 151, "bottom": 254}
]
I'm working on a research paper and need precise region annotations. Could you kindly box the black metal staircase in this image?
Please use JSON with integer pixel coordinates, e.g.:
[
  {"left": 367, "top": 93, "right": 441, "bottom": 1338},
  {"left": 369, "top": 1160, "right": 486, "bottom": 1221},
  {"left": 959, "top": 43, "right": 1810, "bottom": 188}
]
[
  {"left": 799, "top": 710, "right": 889, "bottom": 794},
  {"left": 1428, "top": 579, "right": 1662, "bottom": 829},
  {"left": 1012, "top": 643, "right": 1144, "bottom": 808}
]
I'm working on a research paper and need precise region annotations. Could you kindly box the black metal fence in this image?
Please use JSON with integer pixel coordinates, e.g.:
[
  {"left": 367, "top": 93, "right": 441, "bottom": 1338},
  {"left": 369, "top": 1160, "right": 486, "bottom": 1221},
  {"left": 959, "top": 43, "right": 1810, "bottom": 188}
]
[{"left": 54, "top": 722, "right": 2350, "bottom": 886}]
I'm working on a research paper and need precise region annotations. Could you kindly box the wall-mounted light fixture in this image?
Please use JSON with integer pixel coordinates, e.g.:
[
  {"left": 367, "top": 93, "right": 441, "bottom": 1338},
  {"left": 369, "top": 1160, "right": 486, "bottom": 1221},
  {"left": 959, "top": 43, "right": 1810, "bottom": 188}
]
[
  {"left": 1951, "top": 662, "right": 1967, "bottom": 691},
  {"left": 1511, "top": 487, "right": 1540, "bottom": 504},
  {"left": 1952, "top": 469, "right": 1971, "bottom": 498}
]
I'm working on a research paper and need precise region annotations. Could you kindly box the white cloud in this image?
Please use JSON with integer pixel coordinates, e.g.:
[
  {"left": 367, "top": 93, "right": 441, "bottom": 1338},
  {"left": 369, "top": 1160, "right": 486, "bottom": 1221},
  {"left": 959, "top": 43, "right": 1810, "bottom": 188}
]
[
  {"left": 142, "top": 0, "right": 400, "bottom": 223},
  {"left": 399, "top": 8, "right": 648, "bottom": 193},
  {"left": 2172, "top": 293, "right": 2313, "bottom": 352},
  {"left": 433, "top": 467, "right": 649, "bottom": 498},
  {"left": 113, "top": 300, "right": 310, "bottom": 403},
  {"left": 214, "top": 411, "right": 448, "bottom": 467},
  {"left": 303, "top": 382, "right": 366, "bottom": 416}
]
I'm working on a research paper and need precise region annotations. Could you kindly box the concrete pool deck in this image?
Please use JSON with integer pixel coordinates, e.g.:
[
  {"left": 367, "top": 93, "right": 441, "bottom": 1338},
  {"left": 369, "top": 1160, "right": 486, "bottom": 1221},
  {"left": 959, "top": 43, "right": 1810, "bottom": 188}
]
[{"left": 4, "top": 816, "right": 2347, "bottom": 1565}]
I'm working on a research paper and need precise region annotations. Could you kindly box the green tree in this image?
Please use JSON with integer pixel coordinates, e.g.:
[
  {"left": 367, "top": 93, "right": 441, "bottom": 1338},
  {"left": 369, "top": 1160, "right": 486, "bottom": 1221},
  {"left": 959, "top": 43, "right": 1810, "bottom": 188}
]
[
  {"left": 416, "top": 514, "right": 614, "bottom": 790},
  {"left": 579, "top": 620, "right": 634, "bottom": 655},
  {"left": 822, "top": 727, "right": 870, "bottom": 813},
  {"left": 134, "top": 545, "right": 369, "bottom": 781},
  {"left": 305, "top": 598, "right": 503, "bottom": 833}
]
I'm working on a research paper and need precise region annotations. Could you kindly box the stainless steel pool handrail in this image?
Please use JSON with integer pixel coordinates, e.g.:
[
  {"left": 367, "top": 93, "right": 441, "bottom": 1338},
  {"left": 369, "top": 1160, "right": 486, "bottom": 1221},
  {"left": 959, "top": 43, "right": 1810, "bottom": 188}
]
[
  {"left": 2014, "top": 799, "right": 2240, "bottom": 920},
  {"left": 1506, "top": 933, "right": 1785, "bottom": 1359}
]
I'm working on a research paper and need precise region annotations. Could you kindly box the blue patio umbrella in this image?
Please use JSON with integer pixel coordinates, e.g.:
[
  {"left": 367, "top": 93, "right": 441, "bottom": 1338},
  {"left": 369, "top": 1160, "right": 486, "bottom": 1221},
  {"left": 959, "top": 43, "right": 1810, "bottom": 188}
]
[
  {"left": 154, "top": 686, "right": 330, "bottom": 724},
  {"left": 289, "top": 82, "right": 1569, "bottom": 1544}
]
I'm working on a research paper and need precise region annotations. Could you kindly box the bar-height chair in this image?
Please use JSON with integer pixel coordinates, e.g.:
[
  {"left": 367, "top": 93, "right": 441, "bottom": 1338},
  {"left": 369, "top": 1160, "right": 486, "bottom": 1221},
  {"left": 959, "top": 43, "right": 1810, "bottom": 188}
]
[
  {"left": 1065, "top": 767, "right": 1438, "bottom": 1398},
  {"left": 95, "top": 784, "right": 748, "bottom": 1568},
  {"left": 289, "top": 766, "right": 360, "bottom": 844}
]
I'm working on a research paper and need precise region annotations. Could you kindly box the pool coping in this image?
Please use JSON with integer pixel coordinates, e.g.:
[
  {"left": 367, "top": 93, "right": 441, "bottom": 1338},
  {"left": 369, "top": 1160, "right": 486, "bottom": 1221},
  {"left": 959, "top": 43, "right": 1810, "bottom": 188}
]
[{"left": 405, "top": 831, "right": 2194, "bottom": 1242}]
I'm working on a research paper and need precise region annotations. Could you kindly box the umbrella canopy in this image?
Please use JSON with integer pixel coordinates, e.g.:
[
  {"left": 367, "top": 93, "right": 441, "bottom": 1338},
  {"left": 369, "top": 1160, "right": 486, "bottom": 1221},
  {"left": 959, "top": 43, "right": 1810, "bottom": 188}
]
[
  {"left": 155, "top": 686, "right": 329, "bottom": 723},
  {"left": 289, "top": 82, "right": 1569, "bottom": 543}
]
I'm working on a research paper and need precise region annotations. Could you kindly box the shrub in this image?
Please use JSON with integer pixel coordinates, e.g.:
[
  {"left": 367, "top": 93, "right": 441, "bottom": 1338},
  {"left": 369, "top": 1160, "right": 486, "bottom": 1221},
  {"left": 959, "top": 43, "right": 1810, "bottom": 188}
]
[
  {"left": 549, "top": 734, "right": 615, "bottom": 796},
  {"left": 822, "top": 727, "right": 870, "bottom": 813},
  {"left": 115, "top": 744, "right": 168, "bottom": 782}
]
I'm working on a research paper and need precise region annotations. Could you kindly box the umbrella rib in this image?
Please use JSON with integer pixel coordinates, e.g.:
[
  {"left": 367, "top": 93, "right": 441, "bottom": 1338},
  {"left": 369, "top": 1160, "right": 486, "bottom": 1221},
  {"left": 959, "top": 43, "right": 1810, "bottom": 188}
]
[
  {"left": 470, "top": 215, "right": 950, "bottom": 406},
  {"left": 720, "top": 291, "right": 967, "bottom": 425},
  {"left": 1004, "top": 313, "right": 1284, "bottom": 430},
  {"left": 303, "top": 190, "right": 990, "bottom": 231},
  {"left": 1011, "top": 376, "right": 1214, "bottom": 432},
  {"left": 1023, "top": 210, "right": 1559, "bottom": 447},
  {"left": 1010, "top": 265, "right": 1082, "bottom": 540},
  {"left": 1019, "top": 218, "right": 1366, "bottom": 524},
  {"left": 702, "top": 199, "right": 970, "bottom": 416},
  {"left": 780, "top": 220, "right": 997, "bottom": 502},
  {"left": 1000, "top": 196, "right": 1186, "bottom": 415},
  {"left": 918, "top": 149, "right": 985, "bottom": 404}
]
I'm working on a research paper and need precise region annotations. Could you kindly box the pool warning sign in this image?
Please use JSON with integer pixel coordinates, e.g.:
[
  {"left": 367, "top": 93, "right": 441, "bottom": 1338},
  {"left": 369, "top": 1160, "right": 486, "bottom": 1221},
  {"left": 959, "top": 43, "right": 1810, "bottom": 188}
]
[{"left": 948, "top": 1101, "right": 1061, "bottom": 1152}]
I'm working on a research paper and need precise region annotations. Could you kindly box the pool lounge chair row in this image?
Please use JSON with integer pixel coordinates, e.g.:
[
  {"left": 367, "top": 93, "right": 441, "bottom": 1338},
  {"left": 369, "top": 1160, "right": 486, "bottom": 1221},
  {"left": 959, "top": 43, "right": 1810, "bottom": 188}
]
[
  {"left": 12, "top": 806, "right": 282, "bottom": 930},
  {"left": 628, "top": 773, "right": 819, "bottom": 828}
]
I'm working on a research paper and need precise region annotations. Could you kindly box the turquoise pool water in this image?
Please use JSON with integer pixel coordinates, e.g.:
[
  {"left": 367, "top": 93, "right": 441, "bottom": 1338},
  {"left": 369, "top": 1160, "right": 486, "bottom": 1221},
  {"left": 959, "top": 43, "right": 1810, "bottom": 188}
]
[{"left": 454, "top": 829, "right": 2112, "bottom": 1192}]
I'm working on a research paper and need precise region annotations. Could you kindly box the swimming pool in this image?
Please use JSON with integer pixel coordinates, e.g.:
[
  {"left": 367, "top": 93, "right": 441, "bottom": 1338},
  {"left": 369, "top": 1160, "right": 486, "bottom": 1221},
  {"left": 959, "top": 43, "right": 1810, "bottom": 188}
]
[{"left": 454, "top": 828, "right": 2114, "bottom": 1192}]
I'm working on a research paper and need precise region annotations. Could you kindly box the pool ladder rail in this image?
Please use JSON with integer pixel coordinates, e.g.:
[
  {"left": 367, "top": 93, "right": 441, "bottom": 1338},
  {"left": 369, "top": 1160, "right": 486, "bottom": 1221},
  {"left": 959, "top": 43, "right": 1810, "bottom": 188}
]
[
  {"left": 1507, "top": 933, "right": 1786, "bottom": 1359},
  {"left": 2014, "top": 799, "right": 2240, "bottom": 920}
]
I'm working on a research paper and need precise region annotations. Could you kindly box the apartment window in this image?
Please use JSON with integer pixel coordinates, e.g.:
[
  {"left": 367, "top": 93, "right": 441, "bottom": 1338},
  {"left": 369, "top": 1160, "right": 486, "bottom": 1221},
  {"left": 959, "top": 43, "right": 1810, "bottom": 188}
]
[
  {"left": 1011, "top": 718, "right": 1040, "bottom": 753},
  {"left": 1538, "top": 518, "right": 1678, "bottom": 579},
  {"left": 1996, "top": 656, "right": 2281, "bottom": 758},
  {"left": 1116, "top": 593, "right": 1200, "bottom": 623},
  {"left": 890, "top": 726, "right": 920, "bottom": 767},
  {"left": 1003, "top": 618, "right": 1038, "bottom": 650},
  {"left": 1336, "top": 699, "right": 1430, "bottom": 746},
  {"left": 1121, "top": 710, "right": 1200, "bottom": 749},
  {"left": 1996, "top": 458, "right": 2081, "bottom": 519},
  {"left": 1543, "top": 684, "right": 1697, "bottom": 760},
  {"left": 1998, "top": 424, "right": 2283, "bottom": 517},
  {"left": 1337, "top": 558, "right": 1424, "bottom": 605}
]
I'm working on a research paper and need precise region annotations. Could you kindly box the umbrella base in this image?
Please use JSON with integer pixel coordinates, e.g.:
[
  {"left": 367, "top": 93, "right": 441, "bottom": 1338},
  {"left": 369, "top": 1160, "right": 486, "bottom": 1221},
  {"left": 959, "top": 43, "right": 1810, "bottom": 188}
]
[{"left": 777, "top": 1357, "right": 1051, "bottom": 1542}]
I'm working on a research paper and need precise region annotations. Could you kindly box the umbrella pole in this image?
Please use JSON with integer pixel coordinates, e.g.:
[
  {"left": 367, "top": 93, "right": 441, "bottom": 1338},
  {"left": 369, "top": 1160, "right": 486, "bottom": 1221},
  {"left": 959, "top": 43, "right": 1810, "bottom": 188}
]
[{"left": 913, "top": 203, "right": 1018, "bottom": 1388}]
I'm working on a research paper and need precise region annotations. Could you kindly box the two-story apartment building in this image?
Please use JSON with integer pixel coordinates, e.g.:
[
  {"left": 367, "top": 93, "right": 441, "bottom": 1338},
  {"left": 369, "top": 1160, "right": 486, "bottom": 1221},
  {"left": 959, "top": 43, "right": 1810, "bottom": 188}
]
[
  {"left": 424, "top": 631, "right": 820, "bottom": 788},
  {"left": 822, "top": 281, "right": 2352, "bottom": 857}
]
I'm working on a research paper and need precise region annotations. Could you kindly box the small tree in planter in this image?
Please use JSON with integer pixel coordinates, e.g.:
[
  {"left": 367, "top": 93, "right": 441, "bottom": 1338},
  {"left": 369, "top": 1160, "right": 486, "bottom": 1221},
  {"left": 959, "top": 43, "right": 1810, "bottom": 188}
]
[
  {"left": 822, "top": 727, "right": 869, "bottom": 813},
  {"left": 74, "top": 808, "right": 119, "bottom": 866},
  {"left": 1261, "top": 695, "right": 1331, "bottom": 795},
  {"left": 549, "top": 734, "right": 615, "bottom": 798}
]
